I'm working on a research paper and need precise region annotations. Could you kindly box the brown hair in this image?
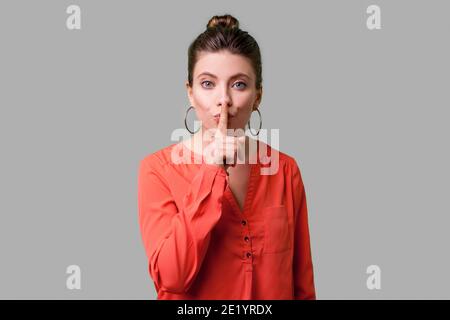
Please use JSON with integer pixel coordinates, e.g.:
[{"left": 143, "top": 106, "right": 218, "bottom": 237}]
[{"left": 187, "top": 14, "right": 262, "bottom": 90}]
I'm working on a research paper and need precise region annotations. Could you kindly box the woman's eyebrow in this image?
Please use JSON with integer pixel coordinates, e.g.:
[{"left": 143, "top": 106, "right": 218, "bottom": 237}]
[{"left": 197, "top": 72, "right": 250, "bottom": 80}]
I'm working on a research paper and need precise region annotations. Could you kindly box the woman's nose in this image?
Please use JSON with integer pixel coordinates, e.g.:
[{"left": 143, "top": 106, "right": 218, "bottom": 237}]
[{"left": 217, "top": 86, "right": 232, "bottom": 107}]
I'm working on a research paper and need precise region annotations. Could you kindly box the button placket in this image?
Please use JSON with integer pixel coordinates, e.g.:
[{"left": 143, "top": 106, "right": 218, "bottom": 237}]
[
  {"left": 240, "top": 215, "right": 253, "bottom": 261},
  {"left": 241, "top": 217, "right": 251, "bottom": 245}
]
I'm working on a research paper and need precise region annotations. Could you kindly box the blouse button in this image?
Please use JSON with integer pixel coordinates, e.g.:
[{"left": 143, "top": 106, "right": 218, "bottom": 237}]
[
  {"left": 244, "top": 236, "right": 250, "bottom": 242},
  {"left": 246, "top": 252, "right": 252, "bottom": 258},
  {"left": 241, "top": 220, "right": 247, "bottom": 226}
]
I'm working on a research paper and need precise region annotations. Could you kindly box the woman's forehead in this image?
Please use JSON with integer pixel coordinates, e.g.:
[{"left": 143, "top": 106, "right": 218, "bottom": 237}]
[{"left": 194, "top": 51, "right": 254, "bottom": 78}]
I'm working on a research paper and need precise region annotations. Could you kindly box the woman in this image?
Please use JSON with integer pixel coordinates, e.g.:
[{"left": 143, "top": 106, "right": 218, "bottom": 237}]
[{"left": 138, "top": 14, "right": 316, "bottom": 300}]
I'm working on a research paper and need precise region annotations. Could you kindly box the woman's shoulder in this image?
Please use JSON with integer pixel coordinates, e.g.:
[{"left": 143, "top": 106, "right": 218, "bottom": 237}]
[
  {"left": 262, "top": 143, "right": 306, "bottom": 194},
  {"left": 139, "top": 142, "right": 179, "bottom": 171},
  {"left": 259, "top": 140, "right": 302, "bottom": 173}
]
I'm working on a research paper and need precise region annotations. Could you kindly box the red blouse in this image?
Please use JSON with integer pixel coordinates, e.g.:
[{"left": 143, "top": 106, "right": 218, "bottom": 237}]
[{"left": 137, "top": 140, "right": 316, "bottom": 299}]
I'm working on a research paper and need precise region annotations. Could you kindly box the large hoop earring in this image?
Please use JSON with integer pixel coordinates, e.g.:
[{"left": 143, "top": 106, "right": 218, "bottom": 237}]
[
  {"left": 247, "top": 108, "right": 262, "bottom": 136},
  {"left": 184, "top": 106, "right": 200, "bottom": 134}
]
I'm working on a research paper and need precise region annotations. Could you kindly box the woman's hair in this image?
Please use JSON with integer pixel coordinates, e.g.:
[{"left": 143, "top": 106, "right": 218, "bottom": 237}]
[{"left": 187, "top": 14, "right": 262, "bottom": 90}]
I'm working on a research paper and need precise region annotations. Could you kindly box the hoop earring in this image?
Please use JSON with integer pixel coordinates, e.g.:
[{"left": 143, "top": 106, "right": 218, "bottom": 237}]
[
  {"left": 247, "top": 108, "right": 262, "bottom": 136},
  {"left": 184, "top": 106, "right": 200, "bottom": 134}
]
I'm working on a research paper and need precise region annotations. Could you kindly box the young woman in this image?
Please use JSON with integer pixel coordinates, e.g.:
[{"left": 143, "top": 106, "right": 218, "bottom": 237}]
[{"left": 138, "top": 14, "right": 316, "bottom": 300}]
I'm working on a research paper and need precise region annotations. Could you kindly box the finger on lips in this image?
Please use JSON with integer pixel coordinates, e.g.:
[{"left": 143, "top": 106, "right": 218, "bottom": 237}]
[{"left": 218, "top": 105, "right": 228, "bottom": 135}]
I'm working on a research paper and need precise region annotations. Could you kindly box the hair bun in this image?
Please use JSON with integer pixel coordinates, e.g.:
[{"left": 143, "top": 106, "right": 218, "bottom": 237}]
[{"left": 207, "top": 14, "right": 239, "bottom": 30}]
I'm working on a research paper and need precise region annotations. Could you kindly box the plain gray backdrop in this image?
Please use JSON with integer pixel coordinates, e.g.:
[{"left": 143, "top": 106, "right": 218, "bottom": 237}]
[{"left": 0, "top": 0, "right": 449, "bottom": 299}]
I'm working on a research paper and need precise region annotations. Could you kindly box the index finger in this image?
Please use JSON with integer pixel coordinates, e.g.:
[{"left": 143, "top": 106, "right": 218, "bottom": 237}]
[{"left": 218, "top": 105, "right": 228, "bottom": 135}]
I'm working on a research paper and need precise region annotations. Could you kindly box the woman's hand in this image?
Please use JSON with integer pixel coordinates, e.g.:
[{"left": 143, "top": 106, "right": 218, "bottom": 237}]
[{"left": 203, "top": 106, "right": 246, "bottom": 171}]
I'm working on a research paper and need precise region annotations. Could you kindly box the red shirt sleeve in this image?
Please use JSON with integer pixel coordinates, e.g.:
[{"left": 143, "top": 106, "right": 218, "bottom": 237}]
[
  {"left": 138, "top": 157, "right": 228, "bottom": 294},
  {"left": 291, "top": 160, "right": 316, "bottom": 300}
]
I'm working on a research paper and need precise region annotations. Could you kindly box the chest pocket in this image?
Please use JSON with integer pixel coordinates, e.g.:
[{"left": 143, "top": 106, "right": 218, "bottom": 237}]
[{"left": 263, "top": 205, "right": 291, "bottom": 254}]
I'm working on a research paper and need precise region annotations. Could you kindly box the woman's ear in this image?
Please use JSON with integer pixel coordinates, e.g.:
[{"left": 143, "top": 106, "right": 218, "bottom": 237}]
[
  {"left": 185, "top": 80, "right": 194, "bottom": 106},
  {"left": 253, "top": 87, "right": 263, "bottom": 111}
]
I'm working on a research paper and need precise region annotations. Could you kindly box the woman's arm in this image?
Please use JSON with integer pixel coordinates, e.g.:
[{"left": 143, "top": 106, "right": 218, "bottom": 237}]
[
  {"left": 138, "top": 157, "right": 227, "bottom": 294},
  {"left": 291, "top": 161, "right": 316, "bottom": 300}
]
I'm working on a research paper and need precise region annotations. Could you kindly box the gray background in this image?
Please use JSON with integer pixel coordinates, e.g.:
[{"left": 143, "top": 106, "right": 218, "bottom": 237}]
[{"left": 0, "top": 0, "right": 449, "bottom": 299}]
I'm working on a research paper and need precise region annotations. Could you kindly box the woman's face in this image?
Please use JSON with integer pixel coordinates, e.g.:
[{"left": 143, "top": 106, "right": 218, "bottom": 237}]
[{"left": 186, "top": 50, "right": 262, "bottom": 134}]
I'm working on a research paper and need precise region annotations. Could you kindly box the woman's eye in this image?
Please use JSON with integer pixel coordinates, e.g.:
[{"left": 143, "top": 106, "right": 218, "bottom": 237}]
[
  {"left": 201, "top": 80, "right": 213, "bottom": 88},
  {"left": 233, "top": 81, "right": 247, "bottom": 89}
]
